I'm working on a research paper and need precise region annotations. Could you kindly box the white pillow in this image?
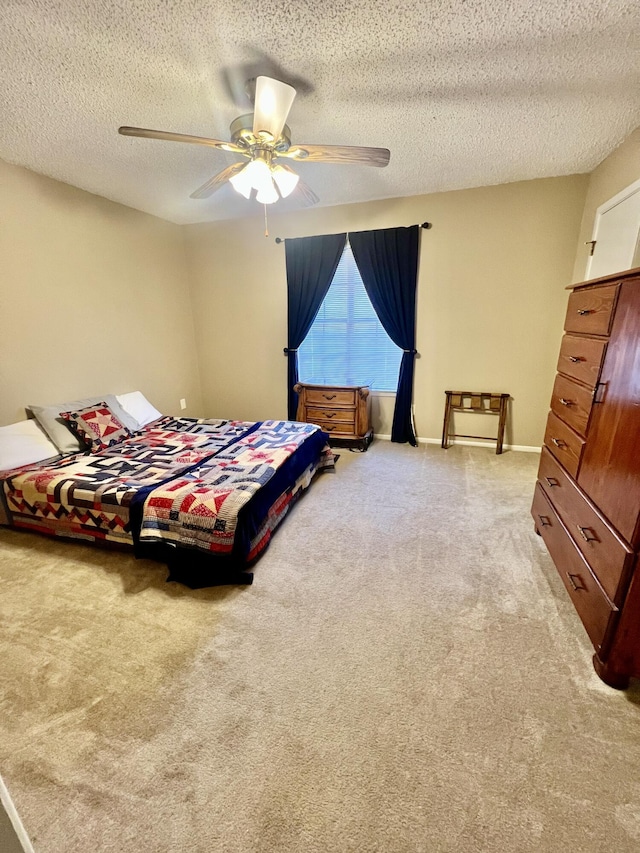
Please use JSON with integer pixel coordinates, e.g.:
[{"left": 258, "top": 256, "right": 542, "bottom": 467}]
[
  {"left": 0, "top": 419, "right": 60, "bottom": 472},
  {"left": 115, "top": 391, "right": 163, "bottom": 429}
]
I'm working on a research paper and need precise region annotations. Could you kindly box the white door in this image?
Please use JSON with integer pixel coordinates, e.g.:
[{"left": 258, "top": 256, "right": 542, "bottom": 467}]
[{"left": 586, "top": 178, "right": 640, "bottom": 279}]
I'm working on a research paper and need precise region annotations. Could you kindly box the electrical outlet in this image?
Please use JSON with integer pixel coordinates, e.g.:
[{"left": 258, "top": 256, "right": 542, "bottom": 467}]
[{"left": 180, "top": 398, "right": 187, "bottom": 410}]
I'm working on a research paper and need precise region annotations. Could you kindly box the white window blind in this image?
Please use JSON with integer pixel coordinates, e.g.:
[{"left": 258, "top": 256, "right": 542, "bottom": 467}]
[{"left": 298, "top": 242, "right": 402, "bottom": 392}]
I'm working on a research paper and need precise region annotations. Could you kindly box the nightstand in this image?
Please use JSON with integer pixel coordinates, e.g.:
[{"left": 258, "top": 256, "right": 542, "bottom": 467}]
[{"left": 293, "top": 383, "right": 373, "bottom": 451}]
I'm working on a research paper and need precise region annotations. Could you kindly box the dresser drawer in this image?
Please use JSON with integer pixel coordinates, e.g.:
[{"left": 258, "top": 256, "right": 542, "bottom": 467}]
[
  {"left": 564, "top": 284, "right": 619, "bottom": 336},
  {"left": 556, "top": 335, "right": 607, "bottom": 389},
  {"left": 544, "top": 411, "right": 585, "bottom": 478},
  {"left": 315, "top": 420, "right": 357, "bottom": 438},
  {"left": 306, "top": 406, "right": 356, "bottom": 425},
  {"left": 538, "top": 448, "right": 633, "bottom": 603},
  {"left": 532, "top": 484, "right": 616, "bottom": 651},
  {"left": 550, "top": 374, "right": 594, "bottom": 436},
  {"left": 304, "top": 388, "right": 356, "bottom": 407}
]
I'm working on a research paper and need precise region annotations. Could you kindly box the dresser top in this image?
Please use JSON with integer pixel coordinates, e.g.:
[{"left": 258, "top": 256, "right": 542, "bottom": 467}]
[
  {"left": 569, "top": 266, "right": 640, "bottom": 291},
  {"left": 294, "top": 382, "right": 371, "bottom": 391}
]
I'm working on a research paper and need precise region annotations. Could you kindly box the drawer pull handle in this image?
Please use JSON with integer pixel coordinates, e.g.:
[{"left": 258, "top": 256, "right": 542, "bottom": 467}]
[
  {"left": 568, "top": 356, "right": 583, "bottom": 363},
  {"left": 577, "top": 309, "right": 592, "bottom": 316},
  {"left": 545, "top": 477, "right": 559, "bottom": 487},
  {"left": 325, "top": 412, "right": 336, "bottom": 418},
  {"left": 551, "top": 437, "right": 566, "bottom": 448},
  {"left": 577, "top": 525, "right": 598, "bottom": 543},
  {"left": 566, "top": 572, "right": 585, "bottom": 591},
  {"left": 323, "top": 394, "right": 337, "bottom": 400},
  {"left": 325, "top": 425, "right": 336, "bottom": 431},
  {"left": 559, "top": 398, "right": 573, "bottom": 406},
  {"left": 537, "top": 514, "right": 552, "bottom": 527}
]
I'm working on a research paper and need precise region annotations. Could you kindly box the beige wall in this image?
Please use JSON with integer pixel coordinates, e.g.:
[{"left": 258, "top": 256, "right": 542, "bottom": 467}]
[
  {"left": 572, "top": 126, "right": 640, "bottom": 282},
  {"left": 185, "top": 175, "right": 588, "bottom": 448},
  {"left": 0, "top": 159, "right": 202, "bottom": 425},
  {"left": 0, "top": 155, "right": 595, "bottom": 447}
]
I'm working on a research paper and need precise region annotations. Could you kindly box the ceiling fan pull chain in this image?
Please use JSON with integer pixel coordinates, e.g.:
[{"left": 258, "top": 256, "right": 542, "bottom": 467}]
[{"left": 264, "top": 203, "right": 269, "bottom": 237}]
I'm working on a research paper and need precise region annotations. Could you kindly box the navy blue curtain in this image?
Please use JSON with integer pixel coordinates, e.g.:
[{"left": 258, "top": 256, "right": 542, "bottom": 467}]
[
  {"left": 284, "top": 233, "right": 347, "bottom": 420},
  {"left": 350, "top": 225, "right": 419, "bottom": 445}
]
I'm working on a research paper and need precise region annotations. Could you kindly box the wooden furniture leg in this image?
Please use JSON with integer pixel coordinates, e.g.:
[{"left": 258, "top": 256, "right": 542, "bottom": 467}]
[
  {"left": 496, "top": 395, "right": 508, "bottom": 454},
  {"left": 441, "top": 392, "right": 452, "bottom": 449}
]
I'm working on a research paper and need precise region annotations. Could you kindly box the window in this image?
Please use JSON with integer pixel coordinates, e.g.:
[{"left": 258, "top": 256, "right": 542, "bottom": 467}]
[{"left": 297, "top": 243, "right": 402, "bottom": 392}]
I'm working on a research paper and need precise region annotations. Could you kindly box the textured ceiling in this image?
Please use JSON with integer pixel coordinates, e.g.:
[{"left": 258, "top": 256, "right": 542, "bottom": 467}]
[{"left": 2, "top": 0, "right": 639, "bottom": 224}]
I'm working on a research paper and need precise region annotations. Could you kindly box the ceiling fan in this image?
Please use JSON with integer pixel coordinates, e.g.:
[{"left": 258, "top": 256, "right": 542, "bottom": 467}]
[{"left": 119, "top": 76, "right": 390, "bottom": 206}]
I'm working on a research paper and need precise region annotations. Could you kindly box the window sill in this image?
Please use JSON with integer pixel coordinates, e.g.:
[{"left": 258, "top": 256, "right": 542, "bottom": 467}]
[{"left": 371, "top": 390, "right": 396, "bottom": 398}]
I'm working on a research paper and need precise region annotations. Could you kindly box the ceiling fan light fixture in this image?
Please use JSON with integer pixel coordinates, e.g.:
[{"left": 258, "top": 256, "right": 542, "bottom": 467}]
[
  {"left": 228, "top": 158, "right": 269, "bottom": 199},
  {"left": 253, "top": 76, "right": 296, "bottom": 141},
  {"left": 229, "top": 157, "right": 281, "bottom": 204},
  {"left": 255, "top": 181, "right": 279, "bottom": 205},
  {"left": 272, "top": 164, "right": 299, "bottom": 198},
  {"left": 228, "top": 165, "right": 253, "bottom": 199}
]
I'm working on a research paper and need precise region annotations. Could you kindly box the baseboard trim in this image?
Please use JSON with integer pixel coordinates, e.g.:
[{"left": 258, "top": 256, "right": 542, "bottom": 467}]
[
  {"left": 0, "top": 774, "right": 35, "bottom": 853},
  {"left": 373, "top": 434, "right": 541, "bottom": 453}
]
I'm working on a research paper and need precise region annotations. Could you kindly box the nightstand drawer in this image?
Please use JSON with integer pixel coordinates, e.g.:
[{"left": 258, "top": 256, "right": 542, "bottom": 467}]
[
  {"left": 315, "top": 420, "right": 357, "bottom": 437},
  {"left": 305, "top": 388, "right": 356, "bottom": 407},
  {"left": 306, "top": 406, "right": 356, "bottom": 424},
  {"left": 532, "top": 484, "right": 616, "bottom": 651},
  {"left": 538, "top": 447, "right": 633, "bottom": 603}
]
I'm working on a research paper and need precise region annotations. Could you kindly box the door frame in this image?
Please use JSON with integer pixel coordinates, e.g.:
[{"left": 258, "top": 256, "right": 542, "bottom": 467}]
[{"left": 585, "top": 177, "right": 640, "bottom": 280}]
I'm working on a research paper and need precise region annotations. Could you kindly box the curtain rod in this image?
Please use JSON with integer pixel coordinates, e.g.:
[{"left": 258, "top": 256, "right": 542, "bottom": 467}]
[{"left": 274, "top": 222, "right": 432, "bottom": 244}]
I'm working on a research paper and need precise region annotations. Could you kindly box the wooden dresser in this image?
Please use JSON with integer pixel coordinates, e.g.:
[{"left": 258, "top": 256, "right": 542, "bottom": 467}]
[
  {"left": 293, "top": 383, "right": 373, "bottom": 451},
  {"left": 532, "top": 266, "right": 640, "bottom": 688}
]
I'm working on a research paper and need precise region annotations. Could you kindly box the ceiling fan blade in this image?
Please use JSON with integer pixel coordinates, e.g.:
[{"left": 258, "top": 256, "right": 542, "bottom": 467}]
[
  {"left": 293, "top": 178, "right": 319, "bottom": 207},
  {"left": 118, "top": 126, "right": 246, "bottom": 155},
  {"left": 252, "top": 77, "right": 296, "bottom": 141},
  {"left": 270, "top": 163, "right": 318, "bottom": 206},
  {"left": 282, "top": 143, "right": 390, "bottom": 167},
  {"left": 189, "top": 162, "right": 247, "bottom": 199}
]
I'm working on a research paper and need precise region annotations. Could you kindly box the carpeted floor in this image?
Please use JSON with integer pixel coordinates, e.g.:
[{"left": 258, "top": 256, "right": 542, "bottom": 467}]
[{"left": 1, "top": 442, "right": 640, "bottom": 852}]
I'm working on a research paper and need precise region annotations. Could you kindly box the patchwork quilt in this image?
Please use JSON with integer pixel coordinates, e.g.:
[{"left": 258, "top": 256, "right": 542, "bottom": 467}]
[{"left": 0, "top": 417, "right": 334, "bottom": 583}]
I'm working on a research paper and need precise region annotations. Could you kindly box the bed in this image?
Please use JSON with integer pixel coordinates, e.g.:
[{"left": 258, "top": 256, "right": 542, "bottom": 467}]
[{"left": 0, "top": 394, "right": 334, "bottom": 587}]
